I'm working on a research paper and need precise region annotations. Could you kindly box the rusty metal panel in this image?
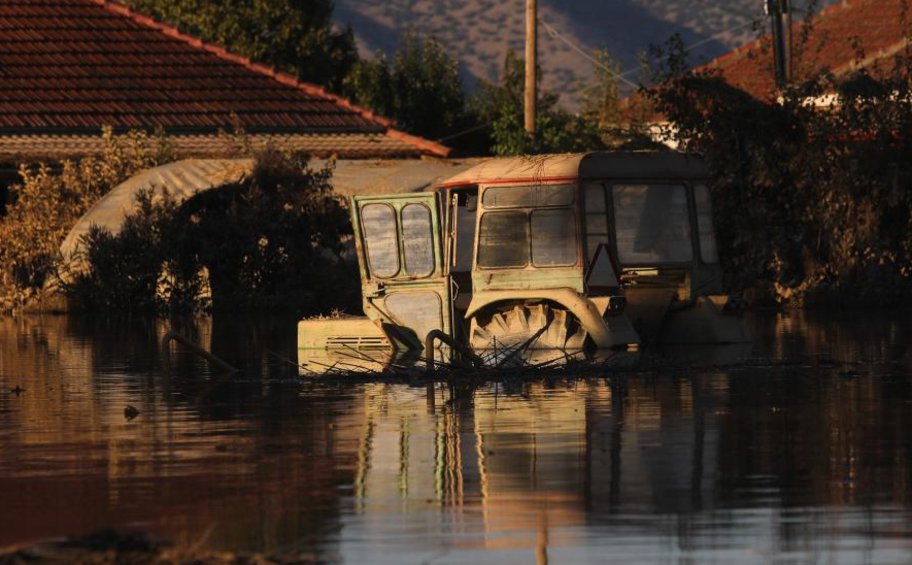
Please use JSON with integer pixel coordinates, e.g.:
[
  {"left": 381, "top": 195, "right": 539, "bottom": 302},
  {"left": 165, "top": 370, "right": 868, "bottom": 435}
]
[{"left": 385, "top": 291, "right": 446, "bottom": 344}]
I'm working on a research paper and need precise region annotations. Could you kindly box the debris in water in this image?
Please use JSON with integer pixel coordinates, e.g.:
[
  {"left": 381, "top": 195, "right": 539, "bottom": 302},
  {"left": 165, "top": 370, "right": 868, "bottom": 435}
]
[{"left": 11, "top": 385, "right": 24, "bottom": 395}]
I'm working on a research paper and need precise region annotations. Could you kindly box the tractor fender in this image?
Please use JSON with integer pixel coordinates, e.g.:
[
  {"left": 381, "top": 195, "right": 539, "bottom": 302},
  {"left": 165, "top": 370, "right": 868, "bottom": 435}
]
[{"left": 464, "top": 288, "right": 638, "bottom": 349}]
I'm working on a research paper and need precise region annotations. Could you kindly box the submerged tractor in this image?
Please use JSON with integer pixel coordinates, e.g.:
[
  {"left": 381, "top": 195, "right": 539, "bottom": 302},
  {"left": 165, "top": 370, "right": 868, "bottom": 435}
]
[{"left": 298, "top": 152, "right": 749, "bottom": 369}]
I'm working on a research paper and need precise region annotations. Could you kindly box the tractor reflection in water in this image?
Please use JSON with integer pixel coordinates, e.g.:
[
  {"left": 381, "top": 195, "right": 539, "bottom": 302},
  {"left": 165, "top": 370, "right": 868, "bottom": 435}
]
[{"left": 298, "top": 152, "right": 750, "bottom": 374}]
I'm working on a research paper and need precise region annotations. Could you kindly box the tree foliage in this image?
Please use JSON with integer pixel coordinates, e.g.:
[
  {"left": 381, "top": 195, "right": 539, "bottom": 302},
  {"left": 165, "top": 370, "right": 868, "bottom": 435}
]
[
  {"left": 0, "top": 128, "right": 173, "bottom": 311},
  {"left": 64, "top": 149, "right": 359, "bottom": 317},
  {"left": 344, "top": 32, "right": 466, "bottom": 141},
  {"left": 469, "top": 50, "right": 604, "bottom": 156},
  {"left": 579, "top": 48, "right": 659, "bottom": 149},
  {"left": 124, "top": 0, "right": 358, "bottom": 91},
  {"left": 579, "top": 49, "right": 623, "bottom": 134},
  {"left": 175, "top": 148, "right": 357, "bottom": 315},
  {"left": 644, "top": 36, "right": 912, "bottom": 305},
  {"left": 346, "top": 41, "right": 616, "bottom": 155},
  {"left": 64, "top": 190, "right": 185, "bottom": 312}
]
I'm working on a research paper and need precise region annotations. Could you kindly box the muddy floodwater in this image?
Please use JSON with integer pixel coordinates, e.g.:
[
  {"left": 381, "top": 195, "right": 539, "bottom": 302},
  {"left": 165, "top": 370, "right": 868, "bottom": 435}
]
[{"left": 1, "top": 311, "right": 912, "bottom": 563}]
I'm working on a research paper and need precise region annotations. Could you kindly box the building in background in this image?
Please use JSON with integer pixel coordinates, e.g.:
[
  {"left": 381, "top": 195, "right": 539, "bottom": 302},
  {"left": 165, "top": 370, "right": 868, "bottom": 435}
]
[
  {"left": 696, "top": 0, "right": 909, "bottom": 101},
  {"left": 0, "top": 0, "right": 450, "bottom": 212}
]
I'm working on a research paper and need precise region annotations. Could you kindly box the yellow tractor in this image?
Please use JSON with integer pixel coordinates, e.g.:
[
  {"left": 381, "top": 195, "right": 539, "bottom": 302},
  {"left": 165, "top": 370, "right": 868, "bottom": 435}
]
[{"left": 298, "top": 152, "right": 749, "bottom": 371}]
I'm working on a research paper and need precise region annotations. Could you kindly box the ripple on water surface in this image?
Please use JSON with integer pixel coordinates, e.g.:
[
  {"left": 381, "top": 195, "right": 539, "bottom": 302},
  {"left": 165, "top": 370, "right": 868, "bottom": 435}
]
[{"left": 0, "top": 312, "right": 912, "bottom": 562}]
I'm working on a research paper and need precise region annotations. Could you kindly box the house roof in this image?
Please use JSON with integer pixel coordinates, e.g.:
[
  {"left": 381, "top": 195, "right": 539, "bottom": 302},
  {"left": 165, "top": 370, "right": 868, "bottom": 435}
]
[
  {"left": 0, "top": 0, "right": 450, "bottom": 159},
  {"left": 701, "top": 0, "right": 911, "bottom": 101}
]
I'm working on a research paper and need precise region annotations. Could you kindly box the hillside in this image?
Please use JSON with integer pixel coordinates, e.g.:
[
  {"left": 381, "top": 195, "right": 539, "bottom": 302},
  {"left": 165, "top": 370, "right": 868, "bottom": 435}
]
[{"left": 334, "top": 0, "right": 836, "bottom": 108}]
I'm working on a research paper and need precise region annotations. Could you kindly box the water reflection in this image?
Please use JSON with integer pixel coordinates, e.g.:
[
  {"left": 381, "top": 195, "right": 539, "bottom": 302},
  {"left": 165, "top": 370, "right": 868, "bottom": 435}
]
[
  {"left": 0, "top": 315, "right": 347, "bottom": 554},
  {"left": 1, "top": 312, "right": 912, "bottom": 562},
  {"left": 297, "top": 341, "right": 604, "bottom": 375},
  {"left": 750, "top": 309, "right": 912, "bottom": 365}
]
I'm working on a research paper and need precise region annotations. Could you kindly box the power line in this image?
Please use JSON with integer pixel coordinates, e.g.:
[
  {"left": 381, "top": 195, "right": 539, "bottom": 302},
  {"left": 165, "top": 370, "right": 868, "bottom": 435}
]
[
  {"left": 538, "top": 0, "right": 769, "bottom": 82},
  {"left": 436, "top": 6, "right": 773, "bottom": 143},
  {"left": 540, "top": 19, "right": 640, "bottom": 89},
  {"left": 543, "top": 13, "right": 762, "bottom": 83},
  {"left": 617, "top": 18, "right": 759, "bottom": 79},
  {"left": 436, "top": 121, "right": 491, "bottom": 142}
]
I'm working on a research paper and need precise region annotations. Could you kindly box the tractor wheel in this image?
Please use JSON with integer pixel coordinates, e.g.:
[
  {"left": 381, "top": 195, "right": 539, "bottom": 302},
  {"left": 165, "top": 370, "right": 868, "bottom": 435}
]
[{"left": 469, "top": 302, "right": 588, "bottom": 351}]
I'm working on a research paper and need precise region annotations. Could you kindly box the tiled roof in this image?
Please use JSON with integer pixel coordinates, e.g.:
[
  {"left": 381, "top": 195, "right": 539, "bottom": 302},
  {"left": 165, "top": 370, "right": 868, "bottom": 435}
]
[
  {"left": 701, "top": 0, "right": 910, "bottom": 101},
  {"left": 0, "top": 0, "right": 450, "bottom": 158},
  {"left": 0, "top": 132, "right": 436, "bottom": 162}
]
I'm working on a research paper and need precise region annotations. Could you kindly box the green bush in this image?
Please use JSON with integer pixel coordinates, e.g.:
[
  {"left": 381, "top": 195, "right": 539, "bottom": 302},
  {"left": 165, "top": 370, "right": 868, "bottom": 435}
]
[{"left": 0, "top": 128, "right": 173, "bottom": 311}]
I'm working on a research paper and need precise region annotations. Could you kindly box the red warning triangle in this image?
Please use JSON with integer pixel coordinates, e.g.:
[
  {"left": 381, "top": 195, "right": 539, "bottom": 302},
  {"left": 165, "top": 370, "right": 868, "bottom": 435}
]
[{"left": 586, "top": 243, "right": 620, "bottom": 291}]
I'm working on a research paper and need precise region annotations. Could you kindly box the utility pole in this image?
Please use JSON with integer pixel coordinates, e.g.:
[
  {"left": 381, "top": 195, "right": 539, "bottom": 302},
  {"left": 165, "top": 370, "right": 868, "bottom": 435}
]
[
  {"left": 766, "top": 0, "right": 791, "bottom": 87},
  {"left": 784, "top": 0, "right": 792, "bottom": 83},
  {"left": 524, "top": 0, "right": 537, "bottom": 135}
]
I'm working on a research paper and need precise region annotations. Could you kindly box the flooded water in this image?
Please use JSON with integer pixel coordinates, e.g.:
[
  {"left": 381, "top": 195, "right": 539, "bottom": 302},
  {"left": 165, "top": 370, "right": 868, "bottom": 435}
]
[{"left": 2, "top": 311, "right": 912, "bottom": 563}]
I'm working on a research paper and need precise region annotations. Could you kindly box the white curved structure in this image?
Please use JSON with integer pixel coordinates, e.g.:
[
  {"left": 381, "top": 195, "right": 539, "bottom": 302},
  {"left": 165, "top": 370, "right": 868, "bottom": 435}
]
[
  {"left": 59, "top": 159, "right": 254, "bottom": 270},
  {"left": 60, "top": 158, "right": 254, "bottom": 259}
]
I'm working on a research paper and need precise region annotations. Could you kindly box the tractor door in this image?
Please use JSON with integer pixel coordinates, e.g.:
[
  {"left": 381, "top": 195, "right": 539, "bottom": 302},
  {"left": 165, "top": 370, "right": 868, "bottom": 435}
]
[{"left": 352, "top": 193, "right": 452, "bottom": 348}]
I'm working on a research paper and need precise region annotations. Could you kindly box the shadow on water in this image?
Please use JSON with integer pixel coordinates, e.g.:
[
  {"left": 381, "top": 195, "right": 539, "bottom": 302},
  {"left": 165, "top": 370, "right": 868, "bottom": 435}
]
[{"left": 1, "top": 310, "right": 912, "bottom": 562}]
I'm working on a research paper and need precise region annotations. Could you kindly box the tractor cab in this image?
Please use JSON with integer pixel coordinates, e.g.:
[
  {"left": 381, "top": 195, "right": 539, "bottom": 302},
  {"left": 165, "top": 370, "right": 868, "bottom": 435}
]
[
  {"left": 434, "top": 161, "right": 638, "bottom": 352},
  {"left": 297, "top": 152, "right": 748, "bottom": 372}
]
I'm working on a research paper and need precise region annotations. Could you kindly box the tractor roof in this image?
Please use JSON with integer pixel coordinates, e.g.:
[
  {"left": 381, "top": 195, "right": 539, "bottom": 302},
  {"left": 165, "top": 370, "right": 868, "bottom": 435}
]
[{"left": 435, "top": 152, "right": 708, "bottom": 189}]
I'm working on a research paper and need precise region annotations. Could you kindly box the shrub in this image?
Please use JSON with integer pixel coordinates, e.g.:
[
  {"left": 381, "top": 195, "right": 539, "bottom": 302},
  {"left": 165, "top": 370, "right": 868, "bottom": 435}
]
[
  {"left": 63, "top": 148, "right": 359, "bottom": 318},
  {"left": 0, "top": 128, "right": 173, "bottom": 311},
  {"left": 644, "top": 38, "right": 912, "bottom": 305},
  {"left": 173, "top": 147, "right": 358, "bottom": 316},
  {"left": 60, "top": 189, "right": 204, "bottom": 313}
]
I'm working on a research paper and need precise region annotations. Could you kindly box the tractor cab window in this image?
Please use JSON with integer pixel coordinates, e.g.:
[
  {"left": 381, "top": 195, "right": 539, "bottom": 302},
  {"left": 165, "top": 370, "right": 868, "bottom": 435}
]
[
  {"left": 694, "top": 184, "right": 719, "bottom": 263},
  {"left": 360, "top": 201, "right": 438, "bottom": 279},
  {"left": 478, "top": 211, "right": 529, "bottom": 267},
  {"left": 612, "top": 184, "right": 693, "bottom": 264},
  {"left": 482, "top": 184, "right": 575, "bottom": 208},
  {"left": 583, "top": 182, "right": 609, "bottom": 262},
  {"left": 451, "top": 190, "right": 478, "bottom": 272},
  {"left": 402, "top": 203, "right": 435, "bottom": 277},
  {"left": 361, "top": 203, "right": 400, "bottom": 277},
  {"left": 531, "top": 209, "right": 576, "bottom": 266},
  {"left": 477, "top": 184, "right": 578, "bottom": 269}
]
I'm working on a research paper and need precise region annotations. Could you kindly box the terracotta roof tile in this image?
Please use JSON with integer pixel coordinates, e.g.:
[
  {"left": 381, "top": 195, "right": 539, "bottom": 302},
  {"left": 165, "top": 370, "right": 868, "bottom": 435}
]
[
  {"left": 701, "top": 0, "right": 911, "bottom": 100},
  {"left": 0, "top": 133, "right": 431, "bottom": 162},
  {"left": 0, "top": 0, "right": 451, "bottom": 158}
]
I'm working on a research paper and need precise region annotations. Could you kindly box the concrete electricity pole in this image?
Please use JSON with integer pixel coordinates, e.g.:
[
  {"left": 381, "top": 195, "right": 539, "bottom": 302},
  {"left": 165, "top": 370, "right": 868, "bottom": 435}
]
[
  {"left": 767, "top": 0, "right": 791, "bottom": 87},
  {"left": 524, "top": 0, "right": 537, "bottom": 135}
]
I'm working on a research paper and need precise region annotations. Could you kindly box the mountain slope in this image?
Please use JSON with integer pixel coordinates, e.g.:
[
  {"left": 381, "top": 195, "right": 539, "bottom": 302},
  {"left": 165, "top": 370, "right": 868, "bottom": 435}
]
[{"left": 334, "top": 0, "right": 835, "bottom": 107}]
